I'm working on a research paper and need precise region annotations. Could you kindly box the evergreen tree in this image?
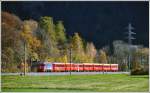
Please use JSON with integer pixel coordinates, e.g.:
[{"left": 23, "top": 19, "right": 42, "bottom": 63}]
[
  {"left": 38, "top": 16, "right": 59, "bottom": 60},
  {"left": 55, "top": 21, "right": 68, "bottom": 58},
  {"left": 55, "top": 21, "right": 67, "bottom": 46}
]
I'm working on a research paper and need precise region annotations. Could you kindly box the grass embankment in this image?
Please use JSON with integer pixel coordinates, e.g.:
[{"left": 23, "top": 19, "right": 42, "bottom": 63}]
[{"left": 1, "top": 74, "right": 149, "bottom": 92}]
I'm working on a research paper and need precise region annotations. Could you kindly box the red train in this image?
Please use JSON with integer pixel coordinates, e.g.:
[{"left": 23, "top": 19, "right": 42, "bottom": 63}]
[{"left": 37, "top": 62, "right": 118, "bottom": 72}]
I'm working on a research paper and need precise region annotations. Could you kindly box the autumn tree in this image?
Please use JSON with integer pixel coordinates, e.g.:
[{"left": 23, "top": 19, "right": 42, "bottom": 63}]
[
  {"left": 131, "top": 48, "right": 149, "bottom": 75},
  {"left": 99, "top": 50, "right": 107, "bottom": 63},
  {"left": 85, "top": 42, "right": 97, "bottom": 63},
  {"left": 20, "top": 20, "right": 41, "bottom": 62},
  {"left": 2, "top": 11, "right": 22, "bottom": 72},
  {"left": 71, "top": 33, "right": 84, "bottom": 54},
  {"left": 70, "top": 33, "right": 85, "bottom": 63},
  {"left": 2, "top": 11, "right": 22, "bottom": 54},
  {"left": 132, "top": 48, "right": 149, "bottom": 70}
]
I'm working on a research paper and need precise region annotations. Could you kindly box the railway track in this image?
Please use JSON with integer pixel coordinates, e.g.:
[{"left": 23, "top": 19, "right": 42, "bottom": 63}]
[{"left": 2, "top": 72, "right": 130, "bottom": 76}]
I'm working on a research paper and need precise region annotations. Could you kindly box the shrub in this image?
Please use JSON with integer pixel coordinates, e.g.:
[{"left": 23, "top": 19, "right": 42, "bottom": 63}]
[{"left": 131, "top": 67, "right": 149, "bottom": 75}]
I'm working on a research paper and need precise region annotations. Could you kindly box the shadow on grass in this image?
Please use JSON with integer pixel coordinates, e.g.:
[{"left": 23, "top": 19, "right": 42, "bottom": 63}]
[
  {"left": 130, "top": 75, "right": 149, "bottom": 79},
  {"left": 2, "top": 87, "right": 94, "bottom": 92}
]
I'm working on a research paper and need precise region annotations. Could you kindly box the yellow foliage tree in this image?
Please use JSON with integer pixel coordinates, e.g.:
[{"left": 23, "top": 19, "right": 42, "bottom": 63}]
[
  {"left": 70, "top": 33, "right": 85, "bottom": 63},
  {"left": 21, "top": 20, "right": 41, "bottom": 61},
  {"left": 20, "top": 61, "right": 29, "bottom": 72},
  {"left": 132, "top": 48, "right": 149, "bottom": 70},
  {"left": 71, "top": 33, "right": 84, "bottom": 55},
  {"left": 47, "top": 55, "right": 68, "bottom": 63},
  {"left": 47, "top": 57, "right": 55, "bottom": 62},
  {"left": 99, "top": 50, "right": 107, "bottom": 63},
  {"left": 62, "top": 55, "right": 68, "bottom": 63},
  {"left": 137, "top": 48, "right": 149, "bottom": 57},
  {"left": 85, "top": 42, "right": 97, "bottom": 63}
]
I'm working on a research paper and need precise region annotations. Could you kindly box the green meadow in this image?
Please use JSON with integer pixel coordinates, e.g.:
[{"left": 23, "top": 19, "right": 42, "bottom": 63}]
[{"left": 1, "top": 74, "right": 149, "bottom": 92}]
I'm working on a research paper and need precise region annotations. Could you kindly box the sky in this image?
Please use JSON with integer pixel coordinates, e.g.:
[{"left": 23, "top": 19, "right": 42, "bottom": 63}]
[{"left": 2, "top": 1, "right": 149, "bottom": 49}]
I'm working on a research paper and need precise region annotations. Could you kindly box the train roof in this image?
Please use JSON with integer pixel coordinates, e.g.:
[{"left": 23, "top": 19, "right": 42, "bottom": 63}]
[
  {"left": 53, "top": 63, "right": 76, "bottom": 64},
  {"left": 38, "top": 62, "right": 118, "bottom": 65},
  {"left": 82, "top": 63, "right": 94, "bottom": 65},
  {"left": 93, "top": 63, "right": 103, "bottom": 65},
  {"left": 110, "top": 64, "right": 118, "bottom": 65}
]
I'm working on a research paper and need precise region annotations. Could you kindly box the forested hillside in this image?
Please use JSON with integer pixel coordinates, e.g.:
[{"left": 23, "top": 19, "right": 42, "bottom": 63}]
[{"left": 2, "top": 11, "right": 149, "bottom": 74}]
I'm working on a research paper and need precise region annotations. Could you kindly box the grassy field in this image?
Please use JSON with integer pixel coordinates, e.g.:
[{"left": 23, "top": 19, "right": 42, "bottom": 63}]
[{"left": 1, "top": 74, "right": 149, "bottom": 92}]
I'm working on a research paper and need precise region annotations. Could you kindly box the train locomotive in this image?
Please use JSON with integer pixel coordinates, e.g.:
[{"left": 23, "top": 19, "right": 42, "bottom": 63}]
[{"left": 37, "top": 62, "right": 118, "bottom": 72}]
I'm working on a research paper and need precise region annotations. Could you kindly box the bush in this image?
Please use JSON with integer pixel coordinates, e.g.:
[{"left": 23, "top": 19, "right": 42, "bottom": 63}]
[{"left": 131, "top": 68, "right": 149, "bottom": 75}]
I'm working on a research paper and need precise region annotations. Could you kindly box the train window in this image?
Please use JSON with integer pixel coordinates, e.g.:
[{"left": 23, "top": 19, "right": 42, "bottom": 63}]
[
  {"left": 56, "top": 65, "right": 59, "bottom": 67},
  {"left": 85, "top": 65, "right": 92, "bottom": 67},
  {"left": 61, "top": 65, "right": 64, "bottom": 67},
  {"left": 112, "top": 66, "right": 116, "bottom": 68},
  {"left": 45, "top": 64, "right": 52, "bottom": 69}
]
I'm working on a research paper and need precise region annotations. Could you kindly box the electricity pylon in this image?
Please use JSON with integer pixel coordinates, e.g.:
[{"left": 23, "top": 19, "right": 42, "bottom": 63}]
[{"left": 126, "top": 23, "right": 136, "bottom": 71}]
